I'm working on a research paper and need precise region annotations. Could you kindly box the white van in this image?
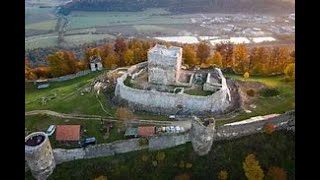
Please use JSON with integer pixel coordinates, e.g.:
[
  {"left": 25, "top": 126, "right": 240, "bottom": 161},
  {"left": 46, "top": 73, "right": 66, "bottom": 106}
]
[
  {"left": 46, "top": 125, "right": 56, "bottom": 136},
  {"left": 169, "top": 115, "right": 176, "bottom": 119}
]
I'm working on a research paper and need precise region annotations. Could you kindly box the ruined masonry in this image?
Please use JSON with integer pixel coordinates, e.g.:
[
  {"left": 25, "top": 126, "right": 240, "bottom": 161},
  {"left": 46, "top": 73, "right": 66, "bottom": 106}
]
[{"left": 25, "top": 132, "right": 55, "bottom": 180}]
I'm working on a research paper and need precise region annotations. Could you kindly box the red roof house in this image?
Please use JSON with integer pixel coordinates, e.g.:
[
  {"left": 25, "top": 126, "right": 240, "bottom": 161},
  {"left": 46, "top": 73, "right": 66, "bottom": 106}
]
[
  {"left": 138, "top": 126, "right": 155, "bottom": 137},
  {"left": 56, "top": 125, "right": 81, "bottom": 141}
]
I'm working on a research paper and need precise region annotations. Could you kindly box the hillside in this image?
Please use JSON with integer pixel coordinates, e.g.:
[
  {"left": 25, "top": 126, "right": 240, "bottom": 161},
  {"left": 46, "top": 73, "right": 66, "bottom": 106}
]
[{"left": 59, "top": 0, "right": 295, "bottom": 15}]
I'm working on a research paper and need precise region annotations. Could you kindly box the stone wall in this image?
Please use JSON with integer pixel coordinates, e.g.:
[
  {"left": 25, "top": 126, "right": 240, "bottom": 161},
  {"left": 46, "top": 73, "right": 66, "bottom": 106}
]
[
  {"left": 115, "top": 63, "right": 232, "bottom": 115},
  {"left": 214, "top": 110, "right": 295, "bottom": 141},
  {"left": 149, "top": 133, "right": 190, "bottom": 150},
  {"left": 30, "top": 111, "right": 294, "bottom": 169},
  {"left": 27, "top": 70, "right": 92, "bottom": 83}
]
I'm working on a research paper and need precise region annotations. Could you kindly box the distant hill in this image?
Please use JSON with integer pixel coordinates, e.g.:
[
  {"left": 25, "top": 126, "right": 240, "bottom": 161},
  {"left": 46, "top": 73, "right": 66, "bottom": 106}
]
[{"left": 59, "top": 0, "right": 295, "bottom": 15}]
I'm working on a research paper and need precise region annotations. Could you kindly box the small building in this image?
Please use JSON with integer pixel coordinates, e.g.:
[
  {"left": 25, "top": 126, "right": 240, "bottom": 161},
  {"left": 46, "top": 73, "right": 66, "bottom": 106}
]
[
  {"left": 55, "top": 125, "right": 81, "bottom": 142},
  {"left": 34, "top": 79, "right": 50, "bottom": 89},
  {"left": 89, "top": 55, "right": 103, "bottom": 72},
  {"left": 138, "top": 126, "right": 156, "bottom": 137},
  {"left": 124, "top": 128, "right": 138, "bottom": 138}
]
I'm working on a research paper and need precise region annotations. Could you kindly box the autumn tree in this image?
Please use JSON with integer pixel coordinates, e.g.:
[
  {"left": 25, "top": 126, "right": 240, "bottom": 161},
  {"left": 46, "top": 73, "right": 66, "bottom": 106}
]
[
  {"left": 47, "top": 51, "right": 78, "bottom": 77},
  {"left": 243, "top": 154, "right": 264, "bottom": 180},
  {"left": 250, "top": 47, "right": 269, "bottom": 75},
  {"left": 94, "top": 175, "right": 108, "bottom": 180},
  {"left": 266, "top": 167, "right": 287, "bottom": 180},
  {"left": 183, "top": 45, "right": 198, "bottom": 65},
  {"left": 218, "top": 170, "right": 228, "bottom": 180},
  {"left": 196, "top": 42, "right": 211, "bottom": 64},
  {"left": 31, "top": 66, "right": 51, "bottom": 79},
  {"left": 243, "top": 72, "right": 250, "bottom": 80},
  {"left": 233, "top": 44, "right": 249, "bottom": 73},
  {"left": 103, "top": 51, "right": 120, "bottom": 69},
  {"left": 114, "top": 107, "right": 135, "bottom": 121},
  {"left": 263, "top": 122, "right": 276, "bottom": 134},
  {"left": 123, "top": 49, "right": 135, "bottom": 65},
  {"left": 174, "top": 173, "right": 191, "bottom": 180},
  {"left": 215, "top": 42, "right": 234, "bottom": 68},
  {"left": 212, "top": 51, "right": 223, "bottom": 68},
  {"left": 284, "top": 63, "right": 295, "bottom": 81},
  {"left": 25, "top": 59, "right": 37, "bottom": 80},
  {"left": 269, "top": 47, "right": 291, "bottom": 74},
  {"left": 114, "top": 38, "right": 127, "bottom": 66}
]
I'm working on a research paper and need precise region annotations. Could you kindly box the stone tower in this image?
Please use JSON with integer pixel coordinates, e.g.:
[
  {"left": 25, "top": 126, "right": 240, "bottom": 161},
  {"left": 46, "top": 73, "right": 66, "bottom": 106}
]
[
  {"left": 147, "top": 44, "right": 182, "bottom": 86},
  {"left": 190, "top": 116, "right": 215, "bottom": 156},
  {"left": 25, "top": 132, "right": 56, "bottom": 180}
]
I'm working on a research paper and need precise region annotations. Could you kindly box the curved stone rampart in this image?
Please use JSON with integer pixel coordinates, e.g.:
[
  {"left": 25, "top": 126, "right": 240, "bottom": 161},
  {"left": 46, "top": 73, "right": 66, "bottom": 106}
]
[{"left": 114, "top": 62, "right": 232, "bottom": 115}]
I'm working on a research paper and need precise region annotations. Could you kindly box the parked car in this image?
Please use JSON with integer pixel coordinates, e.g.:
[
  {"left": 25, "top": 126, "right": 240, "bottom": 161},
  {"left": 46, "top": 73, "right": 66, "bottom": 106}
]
[
  {"left": 46, "top": 125, "right": 56, "bottom": 136},
  {"left": 81, "top": 137, "right": 97, "bottom": 147},
  {"left": 169, "top": 115, "right": 176, "bottom": 119}
]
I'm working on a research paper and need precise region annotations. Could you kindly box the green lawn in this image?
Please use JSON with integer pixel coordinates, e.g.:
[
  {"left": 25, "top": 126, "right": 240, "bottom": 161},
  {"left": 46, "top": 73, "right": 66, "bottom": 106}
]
[
  {"left": 25, "top": 71, "right": 116, "bottom": 116},
  {"left": 25, "top": 130, "right": 295, "bottom": 180},
  {"left": 25, "top": 114, "right": 124, "bottom": 148},
  {"left": 217, "top": 74, "right": 295, "bottom": 126}
]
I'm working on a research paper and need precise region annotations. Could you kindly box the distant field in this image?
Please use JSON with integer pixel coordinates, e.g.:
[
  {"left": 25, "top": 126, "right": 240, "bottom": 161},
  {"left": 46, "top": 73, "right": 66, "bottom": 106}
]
[
  {"left": 25, "top": 35, "right": 58, "bottom": 50},
  {"left": 25, "top": 7, "right": 56, "bottom": 25},
  {"left": 133, "top": 25, "right": 165, "bottom": 32},
  {"left": 67, "top": 8, "right": 191, "bottom": 30},
  {"left": 25, "top": 33, "right": 115, "bottom": 50},
  {"left": 25, "top": 20, "right": 57, "bottom": 31}
]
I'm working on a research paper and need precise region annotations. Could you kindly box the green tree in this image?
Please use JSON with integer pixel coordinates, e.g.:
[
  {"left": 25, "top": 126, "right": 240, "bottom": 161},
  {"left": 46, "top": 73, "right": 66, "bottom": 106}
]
[{"left": 243, "top": 154, "right": 264, "bottom": 180}]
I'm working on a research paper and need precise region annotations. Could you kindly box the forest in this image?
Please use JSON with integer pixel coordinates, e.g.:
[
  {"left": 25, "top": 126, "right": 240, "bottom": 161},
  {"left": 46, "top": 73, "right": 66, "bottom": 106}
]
[{"left": 25, "top": 38, "right": 295, "bottom": 81}]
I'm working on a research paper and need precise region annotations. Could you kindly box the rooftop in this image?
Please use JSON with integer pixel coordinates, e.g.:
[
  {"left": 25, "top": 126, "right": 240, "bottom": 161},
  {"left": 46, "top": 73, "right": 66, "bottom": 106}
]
[
  {"left": 138, "top": 126, "right": 155, "bottom": 137},
  {"left": 56, "top": 125, "right": 81, "bottom": 141},
  {"left": 124, "top": 128, "right": 138, "bottom": 137},
  {"left": 148, "top": 44, "right": 181, "bottom": 57}
]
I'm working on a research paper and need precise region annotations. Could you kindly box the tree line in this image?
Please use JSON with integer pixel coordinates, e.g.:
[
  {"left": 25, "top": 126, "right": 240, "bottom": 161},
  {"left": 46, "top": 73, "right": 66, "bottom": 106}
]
[{"left": 25, "top": 39, "right": 295, "bottom": 81}]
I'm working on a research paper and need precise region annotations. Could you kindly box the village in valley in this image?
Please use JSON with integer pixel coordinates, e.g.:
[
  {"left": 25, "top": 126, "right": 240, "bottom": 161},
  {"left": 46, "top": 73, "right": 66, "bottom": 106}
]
[{"left": 25, "top": 0, "right": 295, "bottom": 180}]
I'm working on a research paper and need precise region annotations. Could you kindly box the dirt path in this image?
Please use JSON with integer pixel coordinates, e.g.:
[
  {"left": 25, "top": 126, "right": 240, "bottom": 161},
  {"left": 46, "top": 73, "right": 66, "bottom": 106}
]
[{"left": 25, "top": 110, "right": 190, "bottom": 127}]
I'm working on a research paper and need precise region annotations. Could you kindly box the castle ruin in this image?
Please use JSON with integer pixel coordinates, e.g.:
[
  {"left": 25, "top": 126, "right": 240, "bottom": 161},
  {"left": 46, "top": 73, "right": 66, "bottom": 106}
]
[
  {"left": 148, "top": 44, "right": 182, "bottom": 86},
  {"left": 25, "top": 132, "right": 56, "bottom": 180}
]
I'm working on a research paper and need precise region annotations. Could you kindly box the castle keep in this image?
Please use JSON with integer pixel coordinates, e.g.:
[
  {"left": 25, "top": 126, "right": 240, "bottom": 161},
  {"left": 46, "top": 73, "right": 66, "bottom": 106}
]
[{"left": 148, "top": 44, "right": 182, "bottom": 86}]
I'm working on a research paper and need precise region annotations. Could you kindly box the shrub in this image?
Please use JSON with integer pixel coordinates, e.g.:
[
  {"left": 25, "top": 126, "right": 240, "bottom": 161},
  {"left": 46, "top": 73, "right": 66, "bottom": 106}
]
[
  {"left": 152, "top": 160, "right": 158, "bottom": 167},
  {"left": 266, "top": 166, "right": 287, "bottom": 180},
  {"left": 156, "top": 152, "right": 166, "bottom": 162},
  {"left": 263, "top": 122, "right": 276, "bottom": 135},
  {"left": 218, "top": 170, "right": 228, "bottom": 180},
  {"left": 246, "top": 89, "right": 255, "bottom": 97},
  {"left": 139, "top": 138, "right": 148, "bottom": 146},
  {"left": 259, "top": 88, "right": 280, "bottom": 97},
  {"left": 185, "top": 163, "right": 192, "bottom": 169},
  {"left": 141, "top": 155, "right": 149, "bottom": 162}
]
